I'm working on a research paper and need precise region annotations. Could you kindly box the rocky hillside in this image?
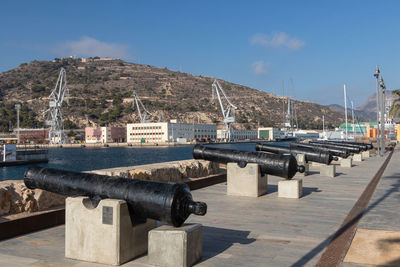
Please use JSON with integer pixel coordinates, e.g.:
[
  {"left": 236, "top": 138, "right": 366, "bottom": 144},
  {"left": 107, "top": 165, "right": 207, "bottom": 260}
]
[{"left": 0, "top": 58, "right": 344, "bottom": 132}]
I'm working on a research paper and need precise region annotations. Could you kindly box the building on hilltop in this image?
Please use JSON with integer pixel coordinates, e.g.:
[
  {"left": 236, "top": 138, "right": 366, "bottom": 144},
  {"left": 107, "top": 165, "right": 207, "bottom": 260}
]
[{"left": 127, "top": 121, "right": 216, "bottom": 143}]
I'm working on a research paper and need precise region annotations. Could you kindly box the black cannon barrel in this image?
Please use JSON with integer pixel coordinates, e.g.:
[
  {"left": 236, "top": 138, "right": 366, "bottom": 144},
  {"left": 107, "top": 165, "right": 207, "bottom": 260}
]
[
  {"left": 290, "top": 142, "right": 350, "bottom": 158},
  {"left": 192, "top": 145, "right": 305, "bottom": 179},
  {"left": 24, "top": 167, "right": 207, "bottom": 227},
  {"left": 319, "top": 141, "right": 369, "bottom": 151},
  {"left": 309, "top": 141, "right": 361, "bottom": 153},
  {"left": 255, "top": 143, "right": 338, "bottom": 165},
  {"left": 346, "top": 141, "right": 373, "bottom": 150}
]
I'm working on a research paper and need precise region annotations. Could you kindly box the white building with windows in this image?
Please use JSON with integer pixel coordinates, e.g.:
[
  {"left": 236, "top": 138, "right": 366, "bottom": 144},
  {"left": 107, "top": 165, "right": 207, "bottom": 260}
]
[
  {"left": 127, "top": 121, "right": 216, "bottom": 143},
  {"left": 217, "top": 129, "right": 257, "bottom": 141}
]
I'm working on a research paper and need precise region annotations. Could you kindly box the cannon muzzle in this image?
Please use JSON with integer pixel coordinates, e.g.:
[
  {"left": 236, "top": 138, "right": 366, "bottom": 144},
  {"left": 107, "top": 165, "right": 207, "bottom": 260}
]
[{"left": 24, "top": 167, "right": 207, "bottom": 227}]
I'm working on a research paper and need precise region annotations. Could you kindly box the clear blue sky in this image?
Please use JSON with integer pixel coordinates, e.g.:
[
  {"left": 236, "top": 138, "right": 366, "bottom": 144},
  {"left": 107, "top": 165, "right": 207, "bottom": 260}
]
[{"left": 1, "top": 1, "right": 399, "bottom": 107}]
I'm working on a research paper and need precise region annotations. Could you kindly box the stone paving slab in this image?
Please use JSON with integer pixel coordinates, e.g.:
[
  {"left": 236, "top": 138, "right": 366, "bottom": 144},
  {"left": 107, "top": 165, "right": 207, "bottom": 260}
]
[
  {"left": 0, "top": 153, "right": 389, "bottom": 267},
  {"left": 341, "top": 147, "right": 400, "bottom": 267}
]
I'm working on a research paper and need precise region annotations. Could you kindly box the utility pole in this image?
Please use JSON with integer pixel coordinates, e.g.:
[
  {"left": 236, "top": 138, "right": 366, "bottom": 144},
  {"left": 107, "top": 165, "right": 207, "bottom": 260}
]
[
  {"left": 374, "top": 65, "right": 380, "bottom": 155},
  {"left": 15, "top": 104, "right": 21, "bottom": 144},
  {"left": 380, "top": 76, "right": 386, "bottom": 156}
]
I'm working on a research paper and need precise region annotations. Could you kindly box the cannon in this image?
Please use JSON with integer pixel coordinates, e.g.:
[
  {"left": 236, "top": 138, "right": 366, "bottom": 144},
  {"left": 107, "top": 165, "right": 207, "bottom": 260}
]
[
  {"left": 290, "top": 142, "right": 351, "bottom": 158},
  {"left": 321, "top": 140, "right": 371, "bottom": 151},
  {"left": 309, "top": 141, "right": 361, "bottom": 153},
  {"left": 192, "top": 145, "right": 305, "bottom": 179},
  {"left": 255, "top": 143, "right": 338, "bottom": 165},
  {"left": 24, "top": 167, "right": 207, "bottom": 227}
]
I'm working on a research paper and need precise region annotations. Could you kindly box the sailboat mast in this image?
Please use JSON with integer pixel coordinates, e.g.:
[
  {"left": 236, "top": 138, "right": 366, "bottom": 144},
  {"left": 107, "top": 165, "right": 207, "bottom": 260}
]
[{"left": 344, "top": 84, "right": 348, "bottom": 140}]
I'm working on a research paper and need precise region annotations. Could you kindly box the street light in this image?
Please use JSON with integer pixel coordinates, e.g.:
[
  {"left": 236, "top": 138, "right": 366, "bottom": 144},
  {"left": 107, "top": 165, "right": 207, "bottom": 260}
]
[
  {"left": 373, "top": 65, "right": 380, "bottom": 155},
  {"left": 15, "top": 104, "right": 21, "bottom": 144},
  {"left": 379, "top": 76, "right": 386, "bottom": 156}
]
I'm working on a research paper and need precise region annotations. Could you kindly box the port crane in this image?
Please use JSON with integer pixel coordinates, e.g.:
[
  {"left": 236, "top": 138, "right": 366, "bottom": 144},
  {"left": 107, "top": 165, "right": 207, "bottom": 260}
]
[
  {"left": 44, "top": 68, "right": 69, "bottom": 144},
  {"left": 132, "top": 91, "right": 152, "bottom": 123},
  {"left": 211, "top": 79, "right": 238, "bottom": 141}
]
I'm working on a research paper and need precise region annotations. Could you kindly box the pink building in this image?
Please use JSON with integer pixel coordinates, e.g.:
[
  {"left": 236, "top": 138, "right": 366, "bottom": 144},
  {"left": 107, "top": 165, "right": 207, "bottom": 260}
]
[
  {"left": 85, "top": 127, "right": 126, "bottom": 143},
  {"left": 85, "top": 127, "right": 102, "bottom": 143}
]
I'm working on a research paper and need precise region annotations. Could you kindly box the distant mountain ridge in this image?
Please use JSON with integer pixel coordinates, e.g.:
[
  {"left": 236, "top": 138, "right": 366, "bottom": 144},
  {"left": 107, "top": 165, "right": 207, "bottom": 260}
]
[
  {"left": 327, "top": 90, "right": 396, "bottom": 122},
  {"left": 0, "top": 58, "right": 344, "bottom": 132}
]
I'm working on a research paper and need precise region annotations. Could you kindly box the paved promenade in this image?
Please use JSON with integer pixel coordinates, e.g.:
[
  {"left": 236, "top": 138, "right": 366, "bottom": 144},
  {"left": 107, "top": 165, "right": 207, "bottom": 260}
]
[
  {"left": 0, "top": 149, "right": 396, "bottom": 267},
  {"left": 342, "top": 147, "right": 400, "bottom": 267}
]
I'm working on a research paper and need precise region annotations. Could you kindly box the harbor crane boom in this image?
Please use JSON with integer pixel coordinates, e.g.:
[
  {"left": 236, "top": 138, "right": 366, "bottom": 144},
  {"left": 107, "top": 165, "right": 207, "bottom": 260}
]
[
  {"left": 132, "top": 91, "right": 152, "bottom": 123},
  {"left": 211, "top": 79, "right": 238, "bottom": 141},
  {"left": 44, "top": 68, "right": 69, "bottom": 144}
]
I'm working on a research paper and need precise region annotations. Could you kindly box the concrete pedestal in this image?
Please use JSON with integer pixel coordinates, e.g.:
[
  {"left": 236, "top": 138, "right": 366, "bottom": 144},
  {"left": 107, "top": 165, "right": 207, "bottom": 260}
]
[
  {"left": 65, "top": 197, "right": 157, "bottom": 265},
  {"left": 361, "top": 151, "right": 370, "bottom": 159},
  {"left": 296, "top": 154, "right": 306, "bottom": 164},
  {"left": 320, "top": 165, "right": 336, "bottom": 177},
  {"left": 227, "top": 163, "right": 267, "bottom": 197},
  {"left": 353, "top": 154, "right": 363, "bottom": 162},
  {"left": 278, "top": 179, "right": 303, "bottom": 199},
  {"left": 148, "top": 224, "right": 202, "bottom": 267},
  {"left": 340, "top": 158, "right": 353, "bottom": 168}
]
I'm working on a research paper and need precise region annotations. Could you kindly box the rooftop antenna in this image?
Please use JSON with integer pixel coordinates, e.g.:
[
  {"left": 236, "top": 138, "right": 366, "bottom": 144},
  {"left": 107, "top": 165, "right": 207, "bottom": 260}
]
[{"left": 44, "top": 68, "right": 69, "bottom": 144}]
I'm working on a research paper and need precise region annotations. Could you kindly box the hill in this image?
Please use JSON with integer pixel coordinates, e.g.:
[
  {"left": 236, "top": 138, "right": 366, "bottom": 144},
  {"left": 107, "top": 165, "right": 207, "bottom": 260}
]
[
  {"left": 327, "top": 90, "right": 397, "bottom": 122},
  {"left": 0, "top": 58, "right": 344, "bottom": 132}
]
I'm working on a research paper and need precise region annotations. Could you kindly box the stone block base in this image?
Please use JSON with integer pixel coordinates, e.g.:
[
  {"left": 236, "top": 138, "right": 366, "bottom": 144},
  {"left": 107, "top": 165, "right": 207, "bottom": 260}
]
[
  {"left": 296, "top": 154, "right": 306, "bottom": 164},
  {"left": 361, "top": 151, "right": 370, "bottom": 159},
  {"left": 148, "top": 224, "right": 202, "bottom": 267},
  {"left": 65, "top": 197, "right": 157, "bottom": 265},
  {"left": 320, "top": 165, "right": 336, "bottom": 177},
  {"left": 278, "top": 179, "right": 302, "bottom": 199},
  {"left": 353, "top": 154, "right": 363, "bottom": 162},
  {"left": 340, "top": 158, "right": 353, "bottom": 168},
  {"left": 227, "top": 163, "right": 267, "bottom": 197}
]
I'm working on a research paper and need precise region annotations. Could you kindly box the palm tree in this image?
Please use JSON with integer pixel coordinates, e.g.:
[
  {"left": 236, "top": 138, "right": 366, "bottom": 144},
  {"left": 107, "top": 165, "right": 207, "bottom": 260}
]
[{"left": 389, "top": 89, "right": 400, "bottom": 119}]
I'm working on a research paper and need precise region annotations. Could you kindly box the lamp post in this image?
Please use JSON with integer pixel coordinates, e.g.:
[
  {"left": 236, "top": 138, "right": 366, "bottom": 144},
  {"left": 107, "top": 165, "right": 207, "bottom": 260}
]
[
  {"left": 374, "top": 65, "right": 380, "bottom": 155},
  {"left": 15, "top": 104, "right": 21, "bottom": 144},
  {"left": 380, "top": 76, "right": 386, "bottom": 156}
]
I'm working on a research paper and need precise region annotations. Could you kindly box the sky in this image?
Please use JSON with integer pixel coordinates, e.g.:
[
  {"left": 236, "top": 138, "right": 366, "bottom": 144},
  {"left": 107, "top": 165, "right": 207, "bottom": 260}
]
[{"left": 1, "top": 0, "right": 399, "bottom": 107}]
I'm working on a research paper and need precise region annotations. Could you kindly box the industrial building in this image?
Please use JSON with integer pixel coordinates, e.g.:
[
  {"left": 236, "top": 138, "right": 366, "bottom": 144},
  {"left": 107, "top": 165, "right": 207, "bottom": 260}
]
[
  {"left": 127, "top": 121, "right": 216, "bottom": 143},
  {"left": 217, "top": 129, "right": 258, "bottom": 141},
  {"left": 85, "top": 127, "right": 126, "bottom": 143},
  {"left": 17, "top": 128, "right": 49, "bottom": 143},
  {"left": 257, "top": 127, "right": 280, "bottom": 140}
]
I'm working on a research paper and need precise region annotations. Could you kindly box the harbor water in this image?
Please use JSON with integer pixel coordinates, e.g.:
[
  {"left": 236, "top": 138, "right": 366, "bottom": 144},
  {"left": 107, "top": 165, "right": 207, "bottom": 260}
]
[{"left": 0, "top": 142, "right": 258, "bottom": 181}]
